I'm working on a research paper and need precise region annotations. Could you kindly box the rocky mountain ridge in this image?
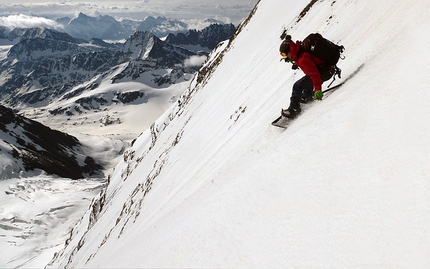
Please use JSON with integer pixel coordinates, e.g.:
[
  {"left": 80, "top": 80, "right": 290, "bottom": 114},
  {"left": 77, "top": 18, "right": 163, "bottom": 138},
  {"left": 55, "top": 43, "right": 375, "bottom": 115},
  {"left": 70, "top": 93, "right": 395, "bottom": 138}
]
[
  {"left": 166, "top": 23, "right": 237, "bottom": 50},
  {"left": 0, "top": 24, "right": 235, "bottom": 111}
]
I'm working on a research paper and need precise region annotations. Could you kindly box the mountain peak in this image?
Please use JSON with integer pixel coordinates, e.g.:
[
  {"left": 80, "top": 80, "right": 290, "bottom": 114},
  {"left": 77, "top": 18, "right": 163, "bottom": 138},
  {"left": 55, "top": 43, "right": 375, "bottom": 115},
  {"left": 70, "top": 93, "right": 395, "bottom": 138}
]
[
  {"left": 122, "top": 31, "right": 156, "bottom": 60},
  {"left": 77, "top": 12, "right": 88, "bottom": 19}
]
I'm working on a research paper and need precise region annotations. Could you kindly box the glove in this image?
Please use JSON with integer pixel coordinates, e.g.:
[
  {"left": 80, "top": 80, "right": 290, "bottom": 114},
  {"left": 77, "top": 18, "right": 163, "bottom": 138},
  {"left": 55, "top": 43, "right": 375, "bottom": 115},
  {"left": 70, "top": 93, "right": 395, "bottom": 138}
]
[{"left": 314, "top": 90, "right": 323, "bottom": 100}]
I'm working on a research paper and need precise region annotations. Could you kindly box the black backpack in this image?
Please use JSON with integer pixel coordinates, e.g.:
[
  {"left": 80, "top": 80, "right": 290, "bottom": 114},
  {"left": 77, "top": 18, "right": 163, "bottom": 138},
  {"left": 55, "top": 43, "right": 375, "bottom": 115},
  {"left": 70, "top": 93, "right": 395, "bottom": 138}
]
[{"left": 301, "top": 33, "right": 344, "bottom": 70}]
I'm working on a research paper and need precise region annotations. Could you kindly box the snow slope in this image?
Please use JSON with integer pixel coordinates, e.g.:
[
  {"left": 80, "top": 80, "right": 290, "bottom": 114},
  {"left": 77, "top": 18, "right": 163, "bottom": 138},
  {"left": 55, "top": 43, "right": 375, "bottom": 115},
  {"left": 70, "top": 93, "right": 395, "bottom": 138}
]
[{"left": 47, "top": 0, "right": 430, "bottom": 268}]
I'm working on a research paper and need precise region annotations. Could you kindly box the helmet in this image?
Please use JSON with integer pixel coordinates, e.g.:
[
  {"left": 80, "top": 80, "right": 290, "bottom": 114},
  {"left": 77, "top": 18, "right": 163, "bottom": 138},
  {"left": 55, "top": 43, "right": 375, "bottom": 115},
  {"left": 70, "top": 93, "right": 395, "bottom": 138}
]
[
  {"left": 279, "top": 40, "right": 290, "bottom": 54},
  {"left": 279, "top": 34, "right": 292, "bottom": 55}
]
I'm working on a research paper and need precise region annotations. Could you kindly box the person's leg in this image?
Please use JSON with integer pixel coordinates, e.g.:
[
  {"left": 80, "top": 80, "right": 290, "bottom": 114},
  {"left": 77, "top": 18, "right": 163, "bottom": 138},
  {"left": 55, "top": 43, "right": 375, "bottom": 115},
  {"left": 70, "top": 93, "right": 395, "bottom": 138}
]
[
  {"left": 290, "top": 75, "right": 313, "bottom": 109},
  {"left": 282, "top": 76, "right": 311, "bottom": 118},
  {"left": 282, "top": 72, "right": 334, "bottom": 118}
]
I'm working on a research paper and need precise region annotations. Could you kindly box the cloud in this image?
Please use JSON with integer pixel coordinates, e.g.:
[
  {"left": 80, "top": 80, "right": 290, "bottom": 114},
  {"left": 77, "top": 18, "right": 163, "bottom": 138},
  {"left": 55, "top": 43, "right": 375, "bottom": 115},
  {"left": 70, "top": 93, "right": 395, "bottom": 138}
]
[
  {"left": 0, "top": 1, "right": 257, "bottom": 26},
  {"left": 184, "top": 55, "right": 207, "bottom": 67},
  {"left": 0, "top": 14, "right": 64, "bottom": 31}
]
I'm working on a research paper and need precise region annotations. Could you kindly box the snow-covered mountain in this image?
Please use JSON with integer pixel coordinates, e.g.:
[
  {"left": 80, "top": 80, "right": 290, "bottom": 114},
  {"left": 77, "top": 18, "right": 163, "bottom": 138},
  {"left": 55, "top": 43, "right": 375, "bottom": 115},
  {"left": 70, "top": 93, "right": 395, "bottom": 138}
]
[
  {"left": 0, "top": 23, "right": 236, "bottom": 140},
  {"left": 60, "top": 12, "right": 127, "bottom": 41},
  {"left": 0, "top": 25, "right": 228, "bottom": 103},
  {"left": 37, "top": 0, "right": 430, "bottom": 268}
]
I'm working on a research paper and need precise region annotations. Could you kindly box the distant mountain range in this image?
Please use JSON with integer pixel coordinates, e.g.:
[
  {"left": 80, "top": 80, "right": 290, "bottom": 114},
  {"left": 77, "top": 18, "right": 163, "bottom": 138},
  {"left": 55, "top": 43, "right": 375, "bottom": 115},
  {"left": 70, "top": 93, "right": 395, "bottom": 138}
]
[
  {"left": 0, "top": 13, "right": 229, "bottom": 42},
  {"left": 0, "top": 23, "right": 235, "bottom": 107},
  {"left": 0, "top": 18, "right": 236, "bottom": 179},
  {"left": 58, "top": 13, "right": 202, "bottom": 40}
]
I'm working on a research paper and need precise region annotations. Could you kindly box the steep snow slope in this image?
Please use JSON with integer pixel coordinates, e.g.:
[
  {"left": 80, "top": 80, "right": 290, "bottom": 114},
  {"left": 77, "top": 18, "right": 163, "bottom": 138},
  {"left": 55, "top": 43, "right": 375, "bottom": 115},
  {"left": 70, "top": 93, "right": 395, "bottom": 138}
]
[{"left": 48, "top": 0, "right": 430, "bottom": 267}]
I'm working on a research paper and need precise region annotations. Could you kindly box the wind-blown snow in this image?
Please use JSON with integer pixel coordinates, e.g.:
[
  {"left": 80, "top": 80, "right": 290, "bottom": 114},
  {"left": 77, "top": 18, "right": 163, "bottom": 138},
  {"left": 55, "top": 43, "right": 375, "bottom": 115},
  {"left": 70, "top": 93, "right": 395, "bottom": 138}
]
[{"left": 4, "top": 0, "right": 430, "bottom": 267}]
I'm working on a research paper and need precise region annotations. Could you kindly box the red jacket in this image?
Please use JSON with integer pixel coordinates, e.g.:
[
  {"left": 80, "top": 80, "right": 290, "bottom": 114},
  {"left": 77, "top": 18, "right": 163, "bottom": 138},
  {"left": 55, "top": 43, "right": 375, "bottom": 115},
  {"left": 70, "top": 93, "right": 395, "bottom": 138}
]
[{"left": 289, "top": 41, "right": 325, "bottom": 92}]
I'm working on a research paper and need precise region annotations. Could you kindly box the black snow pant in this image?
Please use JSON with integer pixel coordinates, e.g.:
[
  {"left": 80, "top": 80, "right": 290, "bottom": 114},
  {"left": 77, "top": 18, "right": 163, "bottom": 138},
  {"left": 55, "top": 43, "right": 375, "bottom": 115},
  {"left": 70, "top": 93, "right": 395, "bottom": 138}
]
[{"left": 289, "top": 71, "right": 333, "bottom": 109}]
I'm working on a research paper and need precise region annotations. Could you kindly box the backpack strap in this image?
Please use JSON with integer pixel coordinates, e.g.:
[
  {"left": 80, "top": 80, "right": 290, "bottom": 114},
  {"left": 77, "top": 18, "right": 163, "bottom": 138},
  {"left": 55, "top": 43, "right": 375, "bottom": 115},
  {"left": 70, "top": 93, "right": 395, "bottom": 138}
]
[{"left": 327, "top": 66, "right": 342, "bottom": 88}]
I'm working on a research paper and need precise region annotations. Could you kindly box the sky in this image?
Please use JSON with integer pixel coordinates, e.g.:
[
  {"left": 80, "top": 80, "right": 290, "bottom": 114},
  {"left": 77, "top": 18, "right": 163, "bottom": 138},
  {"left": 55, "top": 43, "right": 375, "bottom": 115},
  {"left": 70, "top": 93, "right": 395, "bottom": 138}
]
[{"left": 0, "top": 0, "right": 258, "bottom": 24}]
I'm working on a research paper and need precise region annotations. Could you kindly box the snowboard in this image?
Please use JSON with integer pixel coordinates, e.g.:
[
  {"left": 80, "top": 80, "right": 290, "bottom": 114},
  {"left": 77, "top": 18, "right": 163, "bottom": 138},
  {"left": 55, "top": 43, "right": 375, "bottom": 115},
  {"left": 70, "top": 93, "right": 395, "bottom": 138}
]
[{"left": 271, "top": 114, "right": 292, "bottom": 128}]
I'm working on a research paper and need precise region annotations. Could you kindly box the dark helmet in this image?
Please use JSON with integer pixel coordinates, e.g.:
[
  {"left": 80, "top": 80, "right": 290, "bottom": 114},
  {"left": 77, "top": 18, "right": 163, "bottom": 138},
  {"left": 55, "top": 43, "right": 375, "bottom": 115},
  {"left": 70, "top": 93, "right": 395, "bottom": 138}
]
[
  {"left": 279, "top": 40, "right": 290, "bottom": 54},
  {"left": 279, "top": 34, "right": 292, "bottom": 55}
]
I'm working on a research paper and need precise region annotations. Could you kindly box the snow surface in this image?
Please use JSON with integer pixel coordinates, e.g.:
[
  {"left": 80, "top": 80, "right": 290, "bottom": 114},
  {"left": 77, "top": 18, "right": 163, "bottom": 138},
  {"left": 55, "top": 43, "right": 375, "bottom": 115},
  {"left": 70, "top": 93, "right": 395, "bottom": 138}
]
[
  {"left": 0, "top": 177, "right": 105, "bottom": 268},
  {"left": 4, "top": 0, "right": 430, "bottom": 267},
  {"left": 35, "top": 78, "right": 189, "bottom": 141}
]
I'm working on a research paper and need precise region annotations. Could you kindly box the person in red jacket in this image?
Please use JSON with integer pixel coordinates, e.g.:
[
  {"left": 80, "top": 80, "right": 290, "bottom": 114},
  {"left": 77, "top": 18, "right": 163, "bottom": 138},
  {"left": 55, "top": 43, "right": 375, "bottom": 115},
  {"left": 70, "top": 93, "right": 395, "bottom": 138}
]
[{"left": 279, "top": 37, "right": 335, "bottom": 118}]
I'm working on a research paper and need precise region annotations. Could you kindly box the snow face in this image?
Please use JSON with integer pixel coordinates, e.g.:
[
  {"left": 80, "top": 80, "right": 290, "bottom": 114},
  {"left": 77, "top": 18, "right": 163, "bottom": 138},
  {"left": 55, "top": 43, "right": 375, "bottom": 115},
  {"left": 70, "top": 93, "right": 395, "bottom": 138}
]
[{"left": 5, "top": 0, "right": 430, "bottom": 267}]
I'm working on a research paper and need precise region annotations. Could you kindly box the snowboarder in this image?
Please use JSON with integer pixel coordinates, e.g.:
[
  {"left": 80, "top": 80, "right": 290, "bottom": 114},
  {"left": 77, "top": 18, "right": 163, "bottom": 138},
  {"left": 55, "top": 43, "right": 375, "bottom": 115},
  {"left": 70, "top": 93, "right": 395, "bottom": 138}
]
[{"left": 279, "top": 35, "right": 337, "bottom": 118}]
